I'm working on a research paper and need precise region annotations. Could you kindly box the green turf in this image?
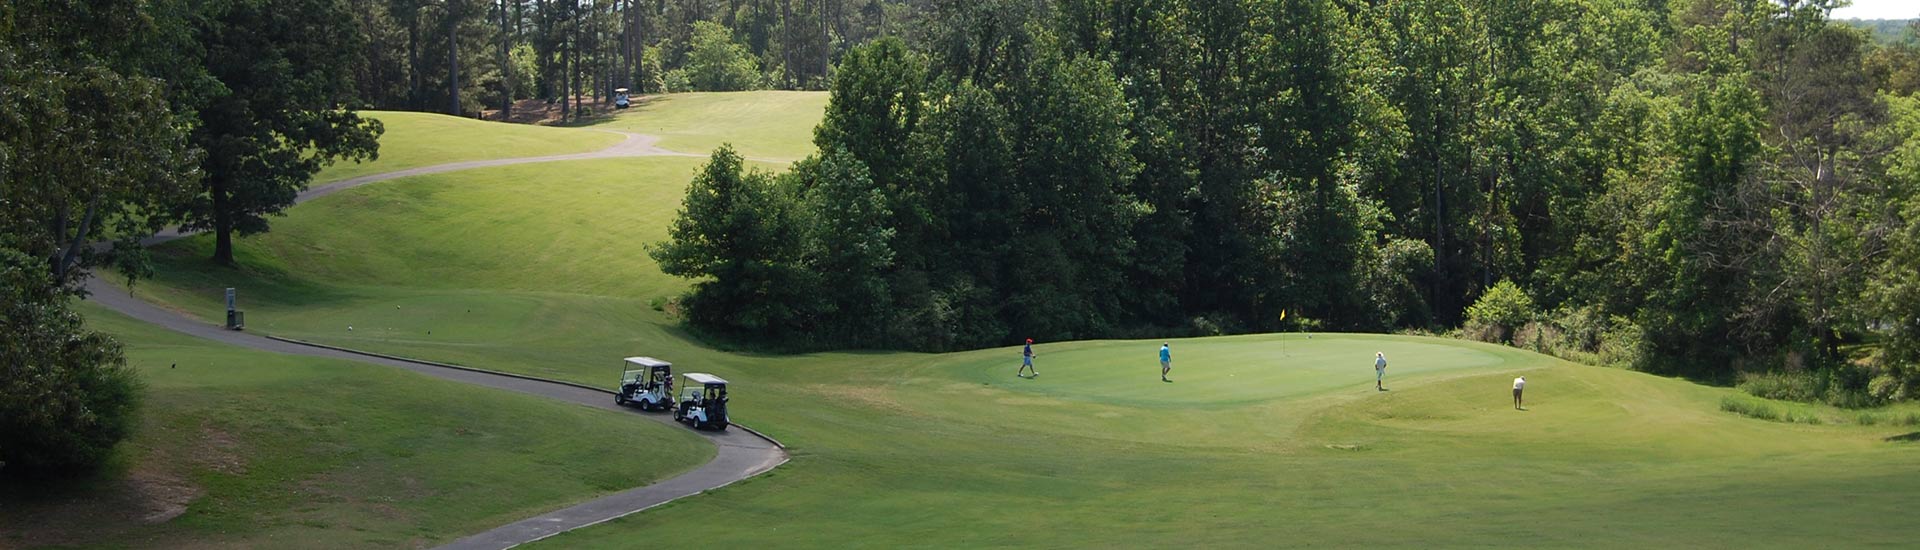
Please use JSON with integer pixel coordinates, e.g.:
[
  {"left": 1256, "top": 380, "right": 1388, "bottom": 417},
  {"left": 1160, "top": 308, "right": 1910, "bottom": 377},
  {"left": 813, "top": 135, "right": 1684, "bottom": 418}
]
[
  {"left": 0, "top": 302, "right": 713, "bottom": 549},
  {"left": 113, "top": 96, "right": 1920, "bottom": 546},
  {"left": 583, "top": 91, "right": 827, "bottom": 162},
  {"left": 313, "top": 111, "right": 624, "bottom": 184}
]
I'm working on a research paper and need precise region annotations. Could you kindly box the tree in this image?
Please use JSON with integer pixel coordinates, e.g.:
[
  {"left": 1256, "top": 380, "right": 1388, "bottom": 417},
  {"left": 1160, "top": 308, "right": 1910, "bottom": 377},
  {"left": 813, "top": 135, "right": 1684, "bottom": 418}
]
[
  {"left": 173, "top": 0, "right": 385, "bottom": 265},
  {"left": 1, "top": 0, "right": 201, "bottom": 287},
  {"left": 684, "top": 20, "right": 762, "bottom": 91},
  {"left": 650, "top": 146, "right": 815, "bottom": 340},
  {"left": 793, "top": 149, "right": 895, "bottom": 342},
  {"left": 1747, "top": 5, "right": 1893, "bottom": 361}
]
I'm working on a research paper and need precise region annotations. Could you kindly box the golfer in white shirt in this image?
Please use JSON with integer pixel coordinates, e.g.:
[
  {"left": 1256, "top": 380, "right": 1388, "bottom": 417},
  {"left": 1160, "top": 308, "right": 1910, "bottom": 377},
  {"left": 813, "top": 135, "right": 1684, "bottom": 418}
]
[
  {"left": 1513, "top": 376, "right": 1526, "bottom": 409},
  {"left": 1374, "top": 352, "right": 1387, "bottom": 391}
]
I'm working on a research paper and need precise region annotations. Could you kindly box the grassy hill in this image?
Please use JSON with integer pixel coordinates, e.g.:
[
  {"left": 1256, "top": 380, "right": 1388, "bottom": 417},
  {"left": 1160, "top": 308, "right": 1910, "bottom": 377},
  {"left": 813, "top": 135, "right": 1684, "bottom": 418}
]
[
  {"left": 0, "top": 303, "right": 710, "bottom": 548},
  {"left": 111, "top": 91, "right": 1920, "bottom": 546}
]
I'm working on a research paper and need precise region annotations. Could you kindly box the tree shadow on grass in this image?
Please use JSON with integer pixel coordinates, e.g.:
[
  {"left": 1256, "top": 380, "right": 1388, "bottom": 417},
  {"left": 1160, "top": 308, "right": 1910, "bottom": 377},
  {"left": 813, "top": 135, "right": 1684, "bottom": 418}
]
[{"left": 1885, "top": 432, "right": 1920, "bottom": 443}]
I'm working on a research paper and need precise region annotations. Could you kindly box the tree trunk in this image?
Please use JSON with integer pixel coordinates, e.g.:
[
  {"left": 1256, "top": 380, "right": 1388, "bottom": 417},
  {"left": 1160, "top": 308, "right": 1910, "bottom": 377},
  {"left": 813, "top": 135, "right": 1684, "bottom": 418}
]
[
  {"left": 211, "top": 179, "right": 236, "bottom": 265},
  {"left": 448, "top": 2, "right": 462, "bottom": 116},
  {"left": 408, "top": 15, "right": 422, "bottom": 110},
  {"left": 500, "top": 0, "right": 512, "bottom": 120}
]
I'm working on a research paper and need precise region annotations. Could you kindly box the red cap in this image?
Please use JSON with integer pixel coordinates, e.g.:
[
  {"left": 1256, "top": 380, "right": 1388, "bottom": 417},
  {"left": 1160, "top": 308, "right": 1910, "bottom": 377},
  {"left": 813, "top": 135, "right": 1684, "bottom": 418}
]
[{"left": 1026, "top": 338, "right": 1033, "bottom": 343}]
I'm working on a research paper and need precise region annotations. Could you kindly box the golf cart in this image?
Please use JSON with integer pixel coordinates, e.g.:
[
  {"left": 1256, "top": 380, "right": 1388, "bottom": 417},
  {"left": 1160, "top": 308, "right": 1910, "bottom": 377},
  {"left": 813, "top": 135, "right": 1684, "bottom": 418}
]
[
  {"left": 673, "top": 373, "right": 729, "bottom": 431},
  {"left": 615, "top": 357, "right": 674, "bottom": 411},
  {"left": 613, "top": 88, "right": 631, "bottom": 109}
]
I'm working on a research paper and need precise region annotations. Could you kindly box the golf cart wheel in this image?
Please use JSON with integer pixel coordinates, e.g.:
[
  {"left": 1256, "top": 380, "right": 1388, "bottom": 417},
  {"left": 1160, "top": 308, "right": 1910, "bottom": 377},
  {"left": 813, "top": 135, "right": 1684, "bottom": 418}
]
[{"left": 615, "top": 394, "right": 627, "bottom": 406}]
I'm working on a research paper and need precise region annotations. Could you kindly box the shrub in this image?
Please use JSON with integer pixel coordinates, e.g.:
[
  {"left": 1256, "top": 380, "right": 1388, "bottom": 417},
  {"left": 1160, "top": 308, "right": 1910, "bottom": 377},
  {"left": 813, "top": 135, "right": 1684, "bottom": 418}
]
[
  {"left": 1720, "top": 396, "right": 1781, "bottom": 421},
  {"left": 0, "top": 250, "right": 144, "bottom": 474},
  {"left": 1739, "top": 371, "right": 1824, "bottom": 403},
  {"left": 1598, "top": 316, "right": 1649, "bottom": 369},
  {"left": 1464, "top": 280, "right": 1535, "bottom": 344}
]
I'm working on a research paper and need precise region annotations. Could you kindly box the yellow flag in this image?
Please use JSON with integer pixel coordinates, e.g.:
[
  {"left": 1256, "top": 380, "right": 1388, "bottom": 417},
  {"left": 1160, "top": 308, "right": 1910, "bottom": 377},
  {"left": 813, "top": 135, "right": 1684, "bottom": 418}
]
[{"left": 1279, "top": 310, "right": 1287, "bottom": 322}]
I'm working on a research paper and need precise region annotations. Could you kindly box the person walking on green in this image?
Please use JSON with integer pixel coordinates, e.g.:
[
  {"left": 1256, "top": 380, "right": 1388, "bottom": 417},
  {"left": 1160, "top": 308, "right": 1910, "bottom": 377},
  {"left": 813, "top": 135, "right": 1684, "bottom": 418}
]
[
  {"left": 1160, "top": 343, "right": 1173, "bottom": 382},
  {"left": 1375, "top": 352, "right": 1388, "bottom": 391},
  {"left": 1018, "top": 338, "right": 1038, "bottom": 378}
]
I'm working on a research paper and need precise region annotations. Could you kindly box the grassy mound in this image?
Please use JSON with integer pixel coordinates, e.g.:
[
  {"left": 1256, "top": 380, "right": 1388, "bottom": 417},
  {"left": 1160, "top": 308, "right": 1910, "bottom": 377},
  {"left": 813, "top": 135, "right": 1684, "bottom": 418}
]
[
  {"left": 0, "top": 303, "right": 712, "bottom": 548},
  {"left": 314, "top": 111, "right": 625, "bottom": 184},
  {"left": 110, "top": 94, "right": 1920, "bottom": 546}
]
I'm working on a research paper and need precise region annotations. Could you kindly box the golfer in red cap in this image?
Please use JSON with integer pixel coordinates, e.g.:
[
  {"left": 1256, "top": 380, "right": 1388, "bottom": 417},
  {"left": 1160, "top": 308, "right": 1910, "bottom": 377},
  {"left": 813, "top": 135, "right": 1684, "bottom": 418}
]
[{"left": 1019, "top": 338, "right": 1038, "bottom": 378}]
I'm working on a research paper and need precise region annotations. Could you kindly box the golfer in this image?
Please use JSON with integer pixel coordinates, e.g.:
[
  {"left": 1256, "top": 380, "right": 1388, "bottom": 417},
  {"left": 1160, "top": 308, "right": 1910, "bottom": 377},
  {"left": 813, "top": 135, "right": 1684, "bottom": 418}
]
[
  {"left": 1019, "top": 338, "right": 1038, "bottom": 378},
  {"left": 1160, "top": 343, "right": 1173, "bottom": 382},
  {"left": 1513, "top": 376, "right": 1526, "bottom": 409},
  {"left": 1375, "top": 352, "right": 1388, "bottom": 391}
]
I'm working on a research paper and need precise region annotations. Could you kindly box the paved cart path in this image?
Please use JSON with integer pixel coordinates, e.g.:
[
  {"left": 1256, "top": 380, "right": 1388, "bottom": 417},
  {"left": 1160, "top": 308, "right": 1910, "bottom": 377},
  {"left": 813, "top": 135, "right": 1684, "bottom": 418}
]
[{"left": 85, "top": 129, "right": 790, "bottom": 549}]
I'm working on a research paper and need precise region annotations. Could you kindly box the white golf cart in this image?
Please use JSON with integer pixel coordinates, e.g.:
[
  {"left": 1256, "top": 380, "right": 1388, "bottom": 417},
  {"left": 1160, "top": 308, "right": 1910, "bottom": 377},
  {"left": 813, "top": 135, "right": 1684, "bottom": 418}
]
[
  {"left": 615, "top": 356, "right": 674, "bottom": 411},
  {"left": 673, "top": 373, "right": 729, "bottom": 431},
  {"left": 613, "top": 88, "right": 631, "bottom": 109}
]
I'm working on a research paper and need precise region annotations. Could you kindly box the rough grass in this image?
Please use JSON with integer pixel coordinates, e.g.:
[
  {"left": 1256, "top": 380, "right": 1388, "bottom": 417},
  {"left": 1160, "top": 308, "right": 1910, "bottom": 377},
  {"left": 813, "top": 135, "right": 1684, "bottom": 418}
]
[
  {"left": 0, "top": 303, "right": 712, "bottom": 548},
  {"left": 582, "top": 91, "right": 827, "bottom": 162},
  {"left": 112, "top": 95, "right": 1920, "bottom": 546},
  {"left": 314, "top": 111, "right": 624, "bottom": 183}
]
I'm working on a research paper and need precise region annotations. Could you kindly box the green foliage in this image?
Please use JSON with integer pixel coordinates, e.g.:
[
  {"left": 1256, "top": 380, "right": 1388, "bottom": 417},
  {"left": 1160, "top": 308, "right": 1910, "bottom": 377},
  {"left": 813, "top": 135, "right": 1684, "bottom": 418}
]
[
  {"left": 650, "top": 146, "right": 814, "bottom": 340},
  {"left": 0, "top": 0, "right": 201, "bottom": 288},
  {"left": 172, "top": 0, "right": 385, "bottom": 264},
  {"left": 683, "top": 21, "right": 762, "bottom": 91},
  {"left": 1739, "top": 371, "right": 1826, "bottom": 403},
  {"left": 1465, "top": 280, "right": 1537, "bottom": 343},
  {"left": 0, "top": 250, "right": 142, "bottom": 473}
]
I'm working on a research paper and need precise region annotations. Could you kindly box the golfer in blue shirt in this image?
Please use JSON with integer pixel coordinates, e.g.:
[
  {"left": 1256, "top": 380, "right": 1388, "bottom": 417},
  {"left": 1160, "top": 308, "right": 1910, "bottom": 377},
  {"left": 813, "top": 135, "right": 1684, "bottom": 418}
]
[
  {"left": 1019, "top": 338, "right": 1038, "bottom": 378},
  {"left": 1160, "top": 343, "right": 1173, "bottom": 382}
]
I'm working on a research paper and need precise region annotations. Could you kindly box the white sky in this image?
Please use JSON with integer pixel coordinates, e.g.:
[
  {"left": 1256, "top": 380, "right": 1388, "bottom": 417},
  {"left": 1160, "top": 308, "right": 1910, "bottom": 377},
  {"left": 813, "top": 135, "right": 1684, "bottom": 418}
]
[{"left": 1831, "top": 0, "right": 1918, "bottom": 20}]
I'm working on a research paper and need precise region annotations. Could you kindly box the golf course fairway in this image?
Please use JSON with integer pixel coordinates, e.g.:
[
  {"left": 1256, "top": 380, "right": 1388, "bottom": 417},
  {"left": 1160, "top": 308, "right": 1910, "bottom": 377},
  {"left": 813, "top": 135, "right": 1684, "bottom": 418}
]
[
  {"left": 103, "top": 92, "right": 1920, "bottom": 547},
  {"left": 0, "top": 303, "right": 711, "bottom": 548}
]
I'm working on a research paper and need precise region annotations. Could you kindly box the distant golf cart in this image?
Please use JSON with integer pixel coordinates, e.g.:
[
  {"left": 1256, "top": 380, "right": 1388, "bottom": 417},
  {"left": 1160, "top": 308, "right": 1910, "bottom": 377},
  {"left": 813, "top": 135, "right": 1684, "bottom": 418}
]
[
  {"left": 673, "top": 373, "right": 729, "bottom": 431},
  {"left": 615, "top": 356, "right": 674, "bottom": 411},
  {"left": 613, "top": 88, "right": 631, "bottom": 109}
]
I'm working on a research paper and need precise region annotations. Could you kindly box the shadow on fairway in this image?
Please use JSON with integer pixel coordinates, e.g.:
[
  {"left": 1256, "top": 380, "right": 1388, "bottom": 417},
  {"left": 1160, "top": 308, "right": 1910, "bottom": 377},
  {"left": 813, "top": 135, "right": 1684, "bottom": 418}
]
[{"left": 1886, "top": 432, "right": 1920, "bottom": 443}]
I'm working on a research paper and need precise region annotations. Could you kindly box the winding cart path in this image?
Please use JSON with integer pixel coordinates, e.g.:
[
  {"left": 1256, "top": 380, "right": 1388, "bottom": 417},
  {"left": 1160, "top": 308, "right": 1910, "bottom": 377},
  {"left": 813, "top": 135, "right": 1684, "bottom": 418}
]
[{"left": 84, "top": 129, "right": 790, "bottom": 549}]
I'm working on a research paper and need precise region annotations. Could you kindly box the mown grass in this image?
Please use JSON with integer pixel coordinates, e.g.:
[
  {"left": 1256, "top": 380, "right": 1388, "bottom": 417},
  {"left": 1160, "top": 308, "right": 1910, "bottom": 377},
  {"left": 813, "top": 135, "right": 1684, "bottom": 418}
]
[
  {"left": 582, "top": 91, "right": 827, "bottom": 162},
  {"left": 313, "top": 111, "right": 624, "bottom": 183},
  {"left": 109, "top": 95, "right": 1920, "bottom": 546},
  {"left": 0, "top": 303, "right": 712, "bottom": 549}
]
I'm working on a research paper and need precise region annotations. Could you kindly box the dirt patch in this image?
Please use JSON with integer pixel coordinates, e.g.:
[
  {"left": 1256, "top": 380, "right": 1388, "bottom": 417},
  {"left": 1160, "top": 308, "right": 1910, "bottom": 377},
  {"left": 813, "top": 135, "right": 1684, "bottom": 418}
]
[
  {"left": 0, "top": 462, "right": 203, "bottom": 547},
  {"left": 195, "top": 424, "right": 249, "bottom": 475}
]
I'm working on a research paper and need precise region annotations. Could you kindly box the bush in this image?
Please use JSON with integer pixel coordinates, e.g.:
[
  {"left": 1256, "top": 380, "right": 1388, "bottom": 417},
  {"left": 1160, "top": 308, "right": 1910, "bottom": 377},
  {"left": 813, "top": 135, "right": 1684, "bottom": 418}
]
[
  {"left": 1597, "top": 317, "right": 1649, "bottom": 369},
  {"left": 1739, "top": 371, "right": 1824, "bottom": 403},
  {"left": 1869, "top": 374, "right": 1910, "bottom": 402},
  {"left": 0, "top": 250, "right": 144, "bottom": 474},
  {"left": 1464, "top": 280, "right": 1535, "bottom": 344},
  {"left": 1720, "top": 396, "right": 1782, "bottom": 421}
]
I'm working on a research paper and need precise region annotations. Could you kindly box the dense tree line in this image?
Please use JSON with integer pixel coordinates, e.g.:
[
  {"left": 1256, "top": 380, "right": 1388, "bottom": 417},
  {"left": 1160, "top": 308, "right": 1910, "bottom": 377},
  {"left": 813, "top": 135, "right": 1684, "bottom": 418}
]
[
  {"left": 657, "top": 0, "right": 1920, "bottom": 405},
  {"left": 343, "top": 0, "right": 925, "bottom": 119}
]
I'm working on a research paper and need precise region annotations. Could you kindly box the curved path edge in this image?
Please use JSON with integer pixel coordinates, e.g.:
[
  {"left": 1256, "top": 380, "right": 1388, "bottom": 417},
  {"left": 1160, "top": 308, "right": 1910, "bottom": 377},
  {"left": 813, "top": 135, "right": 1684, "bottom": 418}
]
[{"left": 81, "top": 129, "right": 792, "bottom": 549}]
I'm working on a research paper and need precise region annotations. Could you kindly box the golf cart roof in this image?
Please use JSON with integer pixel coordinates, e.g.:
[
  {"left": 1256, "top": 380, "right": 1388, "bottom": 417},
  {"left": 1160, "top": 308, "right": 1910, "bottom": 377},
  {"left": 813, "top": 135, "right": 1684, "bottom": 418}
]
[
  {"left": 624, "top": 356, "right": 671, "bottom": 368},
  {"left": 614, "top": 87, "right": 630, "bottom": 93},
  {"left": 683, "top": 372, "right": 728, "bottom": 386}
]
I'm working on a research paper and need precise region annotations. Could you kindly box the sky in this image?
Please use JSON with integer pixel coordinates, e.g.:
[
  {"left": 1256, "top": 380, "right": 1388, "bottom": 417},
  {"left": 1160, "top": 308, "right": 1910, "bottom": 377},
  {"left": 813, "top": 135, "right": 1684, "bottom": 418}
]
[{"left": 1830, "top": 0, "right": 1918, "bottom": 20}]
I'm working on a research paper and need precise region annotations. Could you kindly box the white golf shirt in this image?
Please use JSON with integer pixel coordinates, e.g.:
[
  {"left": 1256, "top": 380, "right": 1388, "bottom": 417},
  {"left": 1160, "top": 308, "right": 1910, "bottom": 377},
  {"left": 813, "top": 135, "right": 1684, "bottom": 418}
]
[{"left": 1513, "top": 377, "right": 1526, "bottom": 391}]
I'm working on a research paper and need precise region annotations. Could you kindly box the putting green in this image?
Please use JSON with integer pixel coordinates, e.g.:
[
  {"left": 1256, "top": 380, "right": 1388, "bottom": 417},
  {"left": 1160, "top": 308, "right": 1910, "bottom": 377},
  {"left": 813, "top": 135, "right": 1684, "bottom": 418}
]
[
  {"left": 948, "top": 333, "right": 1513, "bottom": 408},
  {"left": 105, "top": 92, "right": 1920, "bottom": 546}
]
